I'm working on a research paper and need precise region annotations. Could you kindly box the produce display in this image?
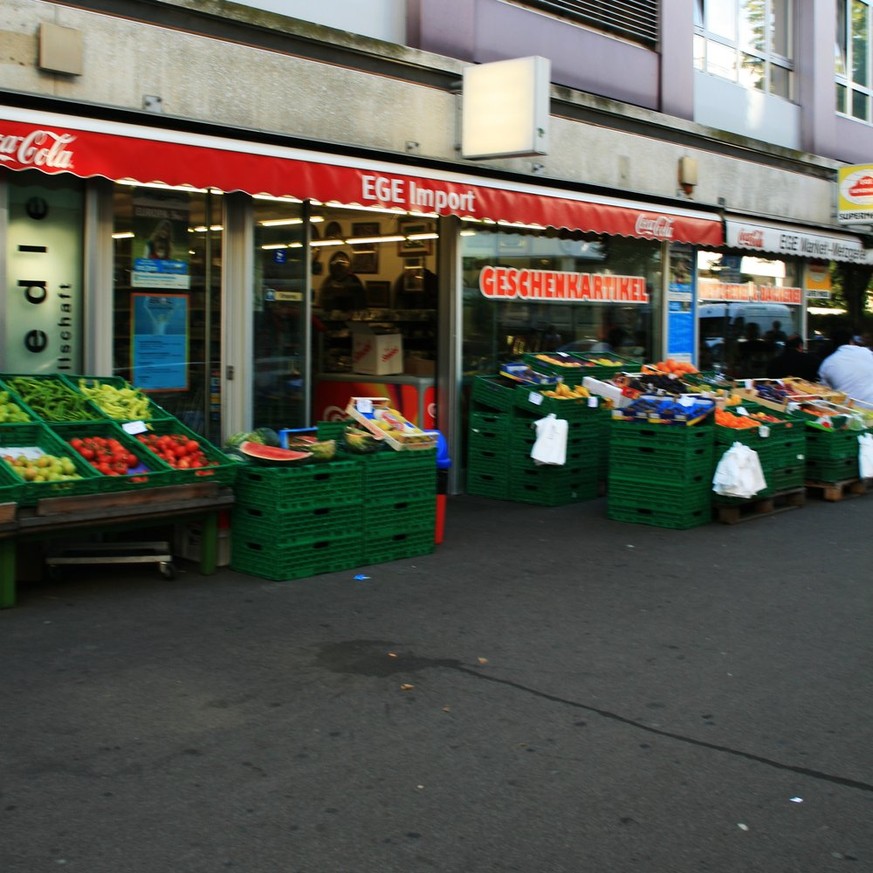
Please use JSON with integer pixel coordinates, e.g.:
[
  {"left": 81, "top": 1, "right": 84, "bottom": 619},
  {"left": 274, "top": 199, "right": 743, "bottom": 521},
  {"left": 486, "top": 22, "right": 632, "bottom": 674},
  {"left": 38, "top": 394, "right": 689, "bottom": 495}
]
[
  {"left": 76, "top": 379, "right": 153, "bottom": 420},
  {"left": 714, "top": 408, "right": 784, "bottom": 429},
  {"left": 5, "top": 376, "right": 94, "bottom": 421},
  {"left": 346, "top": 398, "right": 436, "bottom": 450},
  {"left": 68, "top": 435, "right": 144, "bottom": 477},
  {"left": 538, "top": 383, "right": 591, "bottom": 400},
  {"left": 614, "top": 395, "right": 715, "bottom": 425},
  {"left": 0, "top": 449, "right": 82, "bottom": 482},
  {"left": 136, "top": 431, "right": 221, "bottom": 472},
  {"left": 0, "top": 391, "right": 31, "bottom": 423},
  {"left": 531, "top": 353, "right": 593, "bottom": 369}
]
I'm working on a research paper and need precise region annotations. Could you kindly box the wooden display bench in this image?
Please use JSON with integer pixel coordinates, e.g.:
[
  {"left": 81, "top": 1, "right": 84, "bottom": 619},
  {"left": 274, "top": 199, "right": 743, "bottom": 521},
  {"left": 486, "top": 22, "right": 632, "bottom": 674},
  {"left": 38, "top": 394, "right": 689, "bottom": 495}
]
[{"left": 0, "top": 481, "right": 235, "bottom": 609}]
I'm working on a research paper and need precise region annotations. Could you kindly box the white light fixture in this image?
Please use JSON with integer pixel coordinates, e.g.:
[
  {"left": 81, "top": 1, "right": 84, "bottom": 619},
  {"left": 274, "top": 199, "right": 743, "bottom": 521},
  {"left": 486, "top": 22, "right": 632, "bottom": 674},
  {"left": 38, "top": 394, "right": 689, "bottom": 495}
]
[
  {"left": 406, "top": 232, "right": 439, "bottom": 241},
  {"left": 111, "top": 231, "right": 135, "bottom": 240},
  {"left": 310, "top": 239, "right": 345, "bottom": 248},
  {"left": 462, "top": 56, "right": 551, "bottom": 160}
]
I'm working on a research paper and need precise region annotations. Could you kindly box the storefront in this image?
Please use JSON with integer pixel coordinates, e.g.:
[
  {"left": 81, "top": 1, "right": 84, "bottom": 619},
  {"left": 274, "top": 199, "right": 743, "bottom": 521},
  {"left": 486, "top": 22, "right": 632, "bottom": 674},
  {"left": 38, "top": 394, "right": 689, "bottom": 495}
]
[{"left": 2, "top": 104, "right": 727, "bottom": 489}]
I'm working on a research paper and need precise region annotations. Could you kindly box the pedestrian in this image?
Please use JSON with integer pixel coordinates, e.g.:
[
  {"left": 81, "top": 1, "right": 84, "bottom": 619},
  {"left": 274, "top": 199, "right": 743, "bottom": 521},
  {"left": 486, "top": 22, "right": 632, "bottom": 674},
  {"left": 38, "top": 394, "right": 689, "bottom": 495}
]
[
  {"left": 818, "top": 327, "right": 873, "bottom": 408},
  {"left": 765, "top": 320, "right": 787, "bottom": 343},
  {"left": 765, "top": 334, "right": 820, "bottom": 381}
]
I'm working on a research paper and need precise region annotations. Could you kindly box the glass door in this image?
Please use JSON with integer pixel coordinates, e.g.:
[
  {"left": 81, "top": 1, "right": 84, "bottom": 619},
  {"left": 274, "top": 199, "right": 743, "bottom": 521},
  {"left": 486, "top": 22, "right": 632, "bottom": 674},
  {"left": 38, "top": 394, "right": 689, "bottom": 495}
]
[{"left": 251, "top": 199, "right": 308, "bottom": 431}]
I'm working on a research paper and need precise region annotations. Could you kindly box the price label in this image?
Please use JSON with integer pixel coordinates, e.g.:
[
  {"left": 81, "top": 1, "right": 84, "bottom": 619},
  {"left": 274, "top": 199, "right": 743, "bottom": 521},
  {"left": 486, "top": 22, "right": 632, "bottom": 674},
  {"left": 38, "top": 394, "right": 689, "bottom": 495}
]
[
  {"left": 122, "top": 420, "right": 148, "bottom": 435},
  {"left": 355, "top": 398, "right": 374, "bottom": 414},
  {"left": 587, "top": 395, "right": 599, "bottom": 407},
  {"left": 528, "top": 392, "right": 544, "bottom": 406}
]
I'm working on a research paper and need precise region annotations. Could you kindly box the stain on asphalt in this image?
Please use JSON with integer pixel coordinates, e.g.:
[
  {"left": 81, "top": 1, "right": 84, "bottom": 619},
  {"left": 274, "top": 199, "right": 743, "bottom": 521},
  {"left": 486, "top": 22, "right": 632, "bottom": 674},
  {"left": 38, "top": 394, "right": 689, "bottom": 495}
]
[{"left": 315, "top": 639, "right": 873, "bottom": 796}]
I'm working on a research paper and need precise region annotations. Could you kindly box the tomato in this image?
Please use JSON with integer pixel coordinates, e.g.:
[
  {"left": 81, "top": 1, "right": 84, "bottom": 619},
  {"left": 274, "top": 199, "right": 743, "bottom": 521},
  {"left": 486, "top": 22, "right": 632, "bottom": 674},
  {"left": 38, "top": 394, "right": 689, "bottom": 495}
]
[{"left": 80, "top": 447, "right": 95, "bottom": 461}]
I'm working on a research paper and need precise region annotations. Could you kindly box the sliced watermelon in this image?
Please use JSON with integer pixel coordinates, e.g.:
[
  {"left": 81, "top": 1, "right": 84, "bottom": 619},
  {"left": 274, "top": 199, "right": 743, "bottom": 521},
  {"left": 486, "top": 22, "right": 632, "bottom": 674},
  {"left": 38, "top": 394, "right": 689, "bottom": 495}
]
[{"left": 239, "top": 441, "right": 312, "bottom": 464}]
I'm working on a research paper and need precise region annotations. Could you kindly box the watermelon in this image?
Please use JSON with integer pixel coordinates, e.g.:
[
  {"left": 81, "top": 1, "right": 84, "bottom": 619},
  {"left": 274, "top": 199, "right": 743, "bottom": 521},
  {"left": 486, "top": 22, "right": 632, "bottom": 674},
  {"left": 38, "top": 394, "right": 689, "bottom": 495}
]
[
  {"left": 239, "top": 442, "right": 312, "bottom": 464},
  {"left": 225, "top": 431, "right": 264, "bottom": 448},
  {"left": 255, "top": 427, "right": 281, "bottom": 447}
]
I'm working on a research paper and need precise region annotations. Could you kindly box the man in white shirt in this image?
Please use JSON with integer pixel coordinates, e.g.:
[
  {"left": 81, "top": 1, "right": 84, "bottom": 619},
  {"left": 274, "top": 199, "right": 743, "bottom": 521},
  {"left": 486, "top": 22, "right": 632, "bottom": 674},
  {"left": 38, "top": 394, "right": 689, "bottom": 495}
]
[{"left": 818, "top": 328, "right": 873, "bottom": 409}]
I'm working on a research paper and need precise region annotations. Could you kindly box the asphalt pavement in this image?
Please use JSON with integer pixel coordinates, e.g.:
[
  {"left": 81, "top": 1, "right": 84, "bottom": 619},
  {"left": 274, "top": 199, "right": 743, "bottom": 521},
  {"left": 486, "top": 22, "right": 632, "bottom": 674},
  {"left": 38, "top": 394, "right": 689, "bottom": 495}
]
[{"left": 1, "top": 490, "right": 872, "bottom": 873}]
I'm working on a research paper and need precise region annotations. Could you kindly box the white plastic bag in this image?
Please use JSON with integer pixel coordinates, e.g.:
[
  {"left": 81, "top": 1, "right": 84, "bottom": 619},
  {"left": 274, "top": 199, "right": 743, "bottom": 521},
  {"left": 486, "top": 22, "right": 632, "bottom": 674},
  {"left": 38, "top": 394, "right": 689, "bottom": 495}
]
[
  {"left": 530, "top": 413, "right": 568, "bottom": 466},
  {"left": 859, "top": 433, "right": 873, "bottom": 479},
  {"left": 712, "top": 441, "right": 768, "bottom": 499}
]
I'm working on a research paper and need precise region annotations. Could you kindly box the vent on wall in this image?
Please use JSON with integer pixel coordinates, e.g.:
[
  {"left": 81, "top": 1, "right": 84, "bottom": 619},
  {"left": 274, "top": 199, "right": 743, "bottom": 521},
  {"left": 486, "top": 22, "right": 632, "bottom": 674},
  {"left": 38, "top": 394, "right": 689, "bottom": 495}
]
[{"left": 514, "top": 1, "right": 659, "bottom": 48}]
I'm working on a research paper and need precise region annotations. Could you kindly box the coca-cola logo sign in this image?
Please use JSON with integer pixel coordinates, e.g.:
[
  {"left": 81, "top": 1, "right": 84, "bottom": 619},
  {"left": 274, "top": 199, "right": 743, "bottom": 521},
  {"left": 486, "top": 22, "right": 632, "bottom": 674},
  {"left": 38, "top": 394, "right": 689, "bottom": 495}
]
[
  {"left": 0, "top": 129, "right": 75, "bottom": 170},
  {"left": 736, "top": 228, "right": 765, "bottom": 248},
  {"left": 634, "top": 214, "right": 674, "bottom": 240}
]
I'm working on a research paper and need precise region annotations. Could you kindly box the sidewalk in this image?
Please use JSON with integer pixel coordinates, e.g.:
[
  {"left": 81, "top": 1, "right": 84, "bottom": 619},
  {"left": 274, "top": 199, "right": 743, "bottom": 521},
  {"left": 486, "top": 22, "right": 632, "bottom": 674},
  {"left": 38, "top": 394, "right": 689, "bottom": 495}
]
[{"left": 2, "top": 492, "right": 872, "bottom": 872}]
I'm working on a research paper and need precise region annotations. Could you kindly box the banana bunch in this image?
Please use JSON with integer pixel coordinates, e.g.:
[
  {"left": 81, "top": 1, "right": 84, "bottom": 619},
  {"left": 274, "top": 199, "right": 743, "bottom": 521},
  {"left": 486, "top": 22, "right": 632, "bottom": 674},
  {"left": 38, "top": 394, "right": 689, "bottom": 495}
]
[
  {"left": 541, "top": 382, "right": 590, "bottom": 400},
  {"left": 78, "top": 379, "right": 152, "bottom": 420}
]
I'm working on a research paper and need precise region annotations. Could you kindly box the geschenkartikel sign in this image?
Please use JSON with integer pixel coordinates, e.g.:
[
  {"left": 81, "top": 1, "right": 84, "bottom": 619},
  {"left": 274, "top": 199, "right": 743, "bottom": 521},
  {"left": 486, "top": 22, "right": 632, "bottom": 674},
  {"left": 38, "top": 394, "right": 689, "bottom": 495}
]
[{"left": 479, "top": 265, "right": 650, "bottom": 303}]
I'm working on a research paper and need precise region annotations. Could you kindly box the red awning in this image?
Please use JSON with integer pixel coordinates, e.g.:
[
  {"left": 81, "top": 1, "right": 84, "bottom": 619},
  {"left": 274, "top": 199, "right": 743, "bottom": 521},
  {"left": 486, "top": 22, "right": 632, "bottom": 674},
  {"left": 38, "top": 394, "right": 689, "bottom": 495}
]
[{"left": 0, "top": 107, "right": 723, "bottom": 245}]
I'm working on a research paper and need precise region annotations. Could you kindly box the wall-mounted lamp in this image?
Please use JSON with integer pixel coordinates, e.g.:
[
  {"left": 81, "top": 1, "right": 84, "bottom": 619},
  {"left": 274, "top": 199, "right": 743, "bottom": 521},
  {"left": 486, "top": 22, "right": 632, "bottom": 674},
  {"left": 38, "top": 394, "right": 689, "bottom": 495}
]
[{"left": 678, "top": 156, "right": 698, "bottom": 198}]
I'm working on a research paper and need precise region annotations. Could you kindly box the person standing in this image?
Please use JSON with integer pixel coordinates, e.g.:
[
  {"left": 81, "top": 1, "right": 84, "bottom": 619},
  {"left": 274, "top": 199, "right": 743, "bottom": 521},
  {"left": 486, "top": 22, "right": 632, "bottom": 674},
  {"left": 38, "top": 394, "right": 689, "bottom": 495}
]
[
  {"left": 818, "top": 328, "right": 873, "bottom": 408},
  {"left": 765, "top": 334, "right": 820, "bottom": 381}
]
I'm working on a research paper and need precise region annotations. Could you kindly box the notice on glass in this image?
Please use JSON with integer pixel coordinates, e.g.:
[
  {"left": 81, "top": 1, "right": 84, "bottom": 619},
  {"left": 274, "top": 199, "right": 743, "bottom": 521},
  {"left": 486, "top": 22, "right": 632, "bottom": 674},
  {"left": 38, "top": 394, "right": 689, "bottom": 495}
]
[
  {"left": 131, "top": 293, "right": 189, "bottom": 391},
  {"left": 131, "top": 192, "right": 191, "bottom": 290}
]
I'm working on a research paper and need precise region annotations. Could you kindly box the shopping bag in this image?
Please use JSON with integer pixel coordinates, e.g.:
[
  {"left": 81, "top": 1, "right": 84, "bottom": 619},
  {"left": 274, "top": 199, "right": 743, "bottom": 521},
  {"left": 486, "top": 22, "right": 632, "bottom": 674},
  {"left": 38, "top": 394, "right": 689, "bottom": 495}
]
[
  {"left": 712, "top": 441, "right": 767, "bottom": 499},
  {"left": 530, "top": 413, "right": 568, "bottom": 466},
  {"left": 859, "top": 433, "right": 873, "bottom": 479}
]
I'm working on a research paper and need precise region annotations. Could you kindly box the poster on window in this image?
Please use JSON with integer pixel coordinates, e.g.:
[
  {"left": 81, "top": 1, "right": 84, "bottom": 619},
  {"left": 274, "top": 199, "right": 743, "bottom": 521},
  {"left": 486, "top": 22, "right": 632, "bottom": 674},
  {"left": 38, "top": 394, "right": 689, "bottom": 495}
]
[
  {"left": 667, "top": 245, "right": 695, "bottom": 360},
  {"left": 131, "top": 293, "right": 189, "bottom": 391},
  {"left": 131, "top": 192, "right": 191, "bottom": 289}
]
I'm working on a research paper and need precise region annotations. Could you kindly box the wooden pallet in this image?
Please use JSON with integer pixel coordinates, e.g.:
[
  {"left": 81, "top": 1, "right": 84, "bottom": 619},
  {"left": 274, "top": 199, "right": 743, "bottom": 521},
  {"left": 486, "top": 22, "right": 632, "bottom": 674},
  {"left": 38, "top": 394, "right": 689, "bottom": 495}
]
[
  {"left": 805, "top": 478, "right": 869, "bottom": 502},
  {"left": 714, "top": 488, "right": 806, "bottom": 524}
]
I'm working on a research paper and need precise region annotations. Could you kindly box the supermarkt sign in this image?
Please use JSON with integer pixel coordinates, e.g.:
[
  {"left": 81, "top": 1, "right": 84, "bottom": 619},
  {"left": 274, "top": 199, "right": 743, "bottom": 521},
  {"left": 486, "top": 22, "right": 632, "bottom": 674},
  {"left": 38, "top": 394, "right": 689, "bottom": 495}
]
[{"left": 837, "top": 163, "right": 873, "bottom": 224}]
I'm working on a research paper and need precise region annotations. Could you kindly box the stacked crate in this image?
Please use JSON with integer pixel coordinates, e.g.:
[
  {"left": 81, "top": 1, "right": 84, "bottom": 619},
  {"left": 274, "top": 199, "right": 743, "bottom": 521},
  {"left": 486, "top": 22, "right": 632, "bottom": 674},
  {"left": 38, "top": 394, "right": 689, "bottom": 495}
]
[
  {"left": 466, "top": 374, "right": 608, "bottom": 506},
  {"left": 231, "top": 459, "right": 365, "bottom": 581},
  {"left": 803, "top": 423, "right": 867, "bottom": 483},
  {"left": 466, "top": 376, "right": 517, "bottom": 500},
  {"left": 712, "top": 405, "right": 807, "bottom": 505},
  {"left": 361, "top": 448, "right": 436, "bottom": 563},
  {"left": 510, "top": 386, "right": 605, "bottom": 505},
  {"left": 607, "top": 419, "right": 715, "bottom": 528}
]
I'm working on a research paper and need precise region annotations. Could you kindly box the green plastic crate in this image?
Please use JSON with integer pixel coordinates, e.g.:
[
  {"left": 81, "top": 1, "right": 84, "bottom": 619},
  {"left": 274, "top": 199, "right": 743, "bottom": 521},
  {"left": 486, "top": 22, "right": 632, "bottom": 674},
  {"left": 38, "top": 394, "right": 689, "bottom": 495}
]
[
  {"left": 608, "top": 473, "right": 712, "bottom": 510},
  {"left": 230, "top": 532, "right": 363, "bottom": 581},
  {"left": 362, "top": 449, "right": 436, "bottom": 499},
  {"left": 0, "top": 458, "right": 24, "bottom": 506},
  {"left": 233, "top": 458, "right": 363, "bottom": 511},
  {"left": 610, "top": 440, "right": 713, "bottom": 478},
  {"left": 469, "top": 410, "right": 512, "bottom": 449},
  {"left": 470, "top": 375, "right": 519, "bottom": 414},
  {"left": 233, "top": 501, "right": 364, "bottom": 541},
  {"left": 607, "top": 502, "right": 711, "bottom": 529},
  {"left": 510, "top": 464, "right": 599, "bottom": 505},
  {"left": 467, "top": 445, "right": 510, "bottom": 474},
  {"left": 611, "top": 419, "right": 715, "bottom": 449},
  {"left": 0, "top": 422, "right": 99, "bottom": 505},
  {"left": 49, "top": 420, "right": 177, "bottom": 493},
  {"left": 362, "top": 529, "right": 435, "bottom": 565},
  {"left": 768, "top": 465, "right": 806, "bottom": 492},
  {"left": 0, "top": 379, "right": 36, "bottom": 423},
  {"left": 364, "top": 496, "right": 435, "bottom": 536},
  {"left": 62, "top": 374, "right": 173, "bottom": 422},
  {"left": 316, "top": 419, "right": 355, "bottom": 441},
  {"left": 513, "top": 385, "right": 611, "bottom": 421},
  {"left": 1, "top": 373, "right": 103, "bottom": 423},
  {"left": 133, "top": 418, "right": 238, "bottom": 486},
  {"left": 805, "top": 455, "right": 859, "bottom": 483},
  {"left": 523, "top": 352, "right": 594, "bottom": 385},
  {"left": 466, "top": 468, "right": 510, "bottom": 500},
  {"left": 803, "top": 425, "right": 865, "bottom": 461}
]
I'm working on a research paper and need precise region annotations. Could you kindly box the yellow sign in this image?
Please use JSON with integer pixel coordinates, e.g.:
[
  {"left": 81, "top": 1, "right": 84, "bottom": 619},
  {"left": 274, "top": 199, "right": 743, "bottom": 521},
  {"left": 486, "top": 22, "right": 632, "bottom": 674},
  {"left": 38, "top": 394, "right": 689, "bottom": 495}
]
[{"left": 837, "top": 163, "right": 873, "bottom": 223}]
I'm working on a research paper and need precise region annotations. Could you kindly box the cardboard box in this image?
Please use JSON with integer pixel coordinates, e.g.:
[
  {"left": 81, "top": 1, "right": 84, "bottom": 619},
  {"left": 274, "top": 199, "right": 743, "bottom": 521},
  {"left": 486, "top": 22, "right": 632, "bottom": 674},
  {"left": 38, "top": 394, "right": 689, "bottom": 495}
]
[
  {"left": 351, "top": 324, "right": 403, "bottom": 375},
  {"left": 404, "top": 355, "right": 435, "bottom": 377},
  {"left": 345, "top": 397, "right": 437, "bottom": 450}
]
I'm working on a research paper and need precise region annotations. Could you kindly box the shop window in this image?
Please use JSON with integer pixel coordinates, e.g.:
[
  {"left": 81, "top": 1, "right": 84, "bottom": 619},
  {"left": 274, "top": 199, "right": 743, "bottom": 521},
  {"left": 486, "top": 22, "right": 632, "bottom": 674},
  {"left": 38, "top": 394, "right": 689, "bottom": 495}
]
[
  {"left": 460, "top": 224, "right": 662, "bottom": 375},
  {"left": 694, "top": 0, "right": 794, "bottom": 99},
  {"left": 695, "top": 251, "right": 803, "bottom": 376},
  {"left": 111, "top": 184, "right": 223, "bottom": 442}
]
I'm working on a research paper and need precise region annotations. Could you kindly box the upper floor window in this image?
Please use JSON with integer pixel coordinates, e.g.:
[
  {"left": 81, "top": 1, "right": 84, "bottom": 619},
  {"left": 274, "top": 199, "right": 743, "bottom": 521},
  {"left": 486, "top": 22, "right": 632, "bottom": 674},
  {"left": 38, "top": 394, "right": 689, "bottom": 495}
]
[
  {"left": 694, "top": 0, "right": 794, "bottom": 99},
  {"left": 836, "top": 0, "right": 873, "bottom": 121},
  {"left": 515, "top": 1, "right": 658, "bottom": 48}
]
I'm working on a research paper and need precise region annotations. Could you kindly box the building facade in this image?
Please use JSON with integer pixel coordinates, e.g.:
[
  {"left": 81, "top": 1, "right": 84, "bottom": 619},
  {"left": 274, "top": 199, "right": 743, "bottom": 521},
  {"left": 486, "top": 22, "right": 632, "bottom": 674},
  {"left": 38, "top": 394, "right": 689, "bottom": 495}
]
[{"left": 2, "top": 0, "right": 872, "bottom": 490}]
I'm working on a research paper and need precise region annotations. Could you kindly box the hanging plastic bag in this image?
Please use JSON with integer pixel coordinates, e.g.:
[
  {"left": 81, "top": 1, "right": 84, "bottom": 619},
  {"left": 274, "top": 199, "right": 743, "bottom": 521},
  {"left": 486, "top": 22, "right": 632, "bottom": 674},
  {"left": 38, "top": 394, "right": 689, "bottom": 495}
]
[
  {"left": 859, "top": 433, "right": 873, "bottom": 479},
  {"left": 712, "top": 441, "right": 767, "bottom": 499},
  {"left": 530, "top": 413, "right": 568, "bottom": 466}
]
